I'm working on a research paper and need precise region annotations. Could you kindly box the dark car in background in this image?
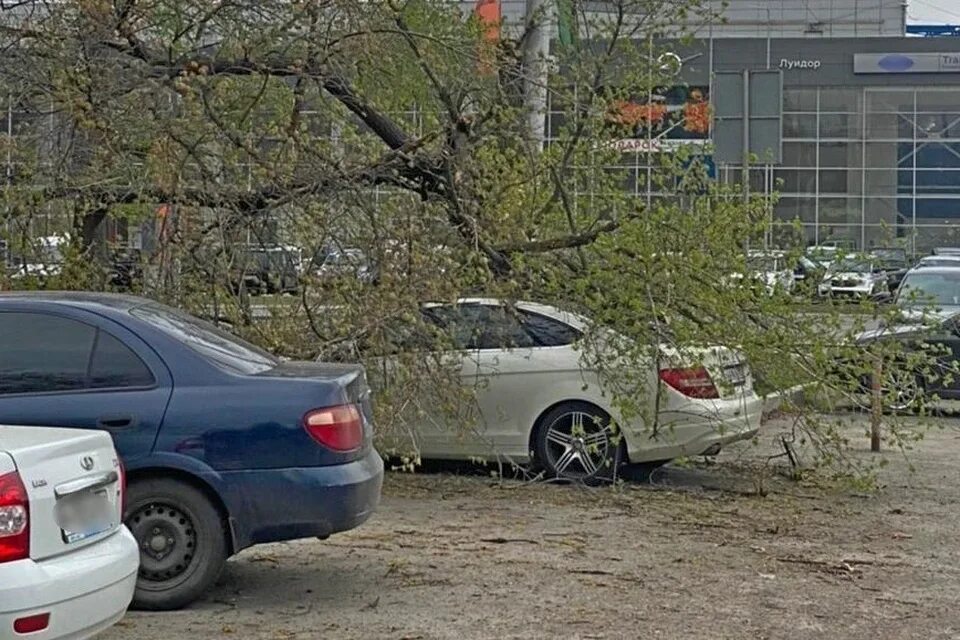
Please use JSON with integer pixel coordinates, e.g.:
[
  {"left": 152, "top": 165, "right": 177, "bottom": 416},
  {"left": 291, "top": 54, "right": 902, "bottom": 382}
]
[
  {"left": 0, "top": 292, "right": 383, "bottom": 610},
  {"left": 233, "top": 244, "right": 301, "bottom": 295},
  {"left": 870, "top": 247, "right": 911, "bottom": 292},
  {"left": 856, "top": 266, "right": 960, "bottom": 409}
]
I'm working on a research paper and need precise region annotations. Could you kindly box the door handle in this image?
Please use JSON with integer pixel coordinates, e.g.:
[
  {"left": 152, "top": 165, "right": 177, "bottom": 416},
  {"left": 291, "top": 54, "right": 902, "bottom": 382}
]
[{"left": 96, "top": 415, "right": 138, "bottom": 431}]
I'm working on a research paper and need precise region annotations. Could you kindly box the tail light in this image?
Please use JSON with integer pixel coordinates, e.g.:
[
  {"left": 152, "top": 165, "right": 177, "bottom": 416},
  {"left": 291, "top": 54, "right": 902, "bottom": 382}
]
[
  {"left": 659, "top": 366, "right": 720, "bottom": 399},
  {"left": 0, "top": 471, "right": 29, "bottom": 563},
  {"left": 304, "top": 404, "right": 364, "bottom": 452},
  {"left": 117, "top": 460, "right": 126, "bottom": 515}
]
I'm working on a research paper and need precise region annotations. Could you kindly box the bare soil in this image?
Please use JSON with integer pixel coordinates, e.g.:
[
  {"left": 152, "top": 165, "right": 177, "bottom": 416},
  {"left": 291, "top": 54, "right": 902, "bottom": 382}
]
[{"left": 103, "top": 416, "right": 960, "bottom": 640}]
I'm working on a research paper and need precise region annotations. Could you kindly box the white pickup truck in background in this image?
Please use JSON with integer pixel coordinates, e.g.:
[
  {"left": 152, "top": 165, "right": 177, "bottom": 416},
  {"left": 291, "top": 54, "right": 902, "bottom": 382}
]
[{"left": 0, "top": 425, "right": 138, "bottom": 638}]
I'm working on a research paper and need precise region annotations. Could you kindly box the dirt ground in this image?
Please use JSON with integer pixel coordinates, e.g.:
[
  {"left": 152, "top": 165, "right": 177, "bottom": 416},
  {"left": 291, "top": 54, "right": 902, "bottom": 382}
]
[{"left": 102, "top": 415, "right": 960, "bottom": 640}]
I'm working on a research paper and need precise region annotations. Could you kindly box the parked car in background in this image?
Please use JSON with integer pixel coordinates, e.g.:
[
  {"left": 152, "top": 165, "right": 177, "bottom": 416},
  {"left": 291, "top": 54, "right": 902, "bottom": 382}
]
[
  {"left": 739, "top": 251, "right": 795, "bottom": 295},
  {"left": 893, "top": 266, "right": 960, "bottom": 316},
  {"left": 0, "top": 425, "right": 138, "bottom": 638},
  {"left": 7, "top": 235, "right": 67, "bottom": 282},
  {"left": 312, "top": 248, "right": 373, "bottom": 283},
  {"left": 364, "top": 299, "right": 761, "bottom": 481},
  {"left": 932, "top": 247, "right": 960, "bottom": 256},
  {"left": 916, "top": 254, "right": 960, "bottom": 268},
  {"left": 818, "top": 256, "right": 889, "bottom": 299},
  {"left": 870, "top": 247, "right": 911, "bottom": 292},
  {"left": 0, "top": 292, "right": 383, "bottom": 610},
  {"left": 232, "top": 244, "right": 301, "bottom": 295}
]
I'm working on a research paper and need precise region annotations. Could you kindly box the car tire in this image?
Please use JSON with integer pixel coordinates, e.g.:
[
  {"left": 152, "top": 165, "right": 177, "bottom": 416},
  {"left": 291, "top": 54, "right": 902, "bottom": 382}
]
[
  {"left": 880, "top": 368, "right": 924, "bottom": 412},
  {"left": 533, "top": 401, "right": 624, "bottom": 483},
  {"left": 125, "top": 478, "right": 228, "bottom": 611}
]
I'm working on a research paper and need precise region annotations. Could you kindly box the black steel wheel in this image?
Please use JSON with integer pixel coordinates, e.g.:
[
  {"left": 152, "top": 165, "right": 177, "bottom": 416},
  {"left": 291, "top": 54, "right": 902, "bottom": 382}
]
[{"left": 125, "top": 478, "right": 228, "bottom": 610}]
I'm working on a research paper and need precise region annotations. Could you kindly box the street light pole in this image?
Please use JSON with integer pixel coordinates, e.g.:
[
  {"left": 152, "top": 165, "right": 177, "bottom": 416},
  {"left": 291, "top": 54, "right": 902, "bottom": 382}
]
[{"left": 523, "top": 0, "right": 553, "bottom": 151}]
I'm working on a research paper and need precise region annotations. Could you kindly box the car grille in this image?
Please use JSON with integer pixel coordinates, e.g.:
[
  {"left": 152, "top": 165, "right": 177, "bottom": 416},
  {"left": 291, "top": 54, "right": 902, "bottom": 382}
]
[{"left": 835, "top": 279, "right": 862, "bottom": 288}]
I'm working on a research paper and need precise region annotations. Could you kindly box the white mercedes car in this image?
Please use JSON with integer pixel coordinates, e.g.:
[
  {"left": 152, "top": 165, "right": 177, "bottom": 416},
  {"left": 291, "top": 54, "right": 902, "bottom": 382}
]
[
  {"left": 368, "top": 300, "right": 762, "bottom": 480},
  {"left": 0, "top": 425, "right": 138, "bottom": 638}
]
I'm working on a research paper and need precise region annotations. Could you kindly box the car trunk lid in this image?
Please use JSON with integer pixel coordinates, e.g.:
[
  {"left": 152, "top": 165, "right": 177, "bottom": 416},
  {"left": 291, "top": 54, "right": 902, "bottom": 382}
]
[{"left": 0, "top": 426, "right": 122, "bottom": 561}]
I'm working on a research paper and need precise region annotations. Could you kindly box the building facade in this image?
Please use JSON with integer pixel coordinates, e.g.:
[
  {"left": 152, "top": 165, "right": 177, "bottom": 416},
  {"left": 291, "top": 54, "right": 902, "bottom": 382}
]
[{"left": 677, "top": 37, "right": 960, "bottom": 251}]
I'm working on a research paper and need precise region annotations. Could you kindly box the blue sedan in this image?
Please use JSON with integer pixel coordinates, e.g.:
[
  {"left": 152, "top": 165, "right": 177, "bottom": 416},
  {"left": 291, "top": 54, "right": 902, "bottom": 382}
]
[{"left": 0, "top": 292, "right": 383, "bottom": 610}]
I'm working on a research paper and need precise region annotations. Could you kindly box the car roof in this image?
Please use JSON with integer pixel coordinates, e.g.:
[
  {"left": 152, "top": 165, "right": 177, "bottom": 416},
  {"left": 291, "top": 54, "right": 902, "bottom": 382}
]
[
  {"left": 0, "top": 290, "right": 148, "bottom": 311},
  {"left": 905, "top": 266, "right": 960, "bottom": 275}
]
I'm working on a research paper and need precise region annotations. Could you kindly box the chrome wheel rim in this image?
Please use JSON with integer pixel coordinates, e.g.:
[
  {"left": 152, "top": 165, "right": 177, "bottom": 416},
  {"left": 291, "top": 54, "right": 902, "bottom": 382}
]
[
  {"left": 881, "top": 369, "right": 920, "bottom": 411},
  {"left": 544, "top": 411, "right": 613, "bottom": 479}
]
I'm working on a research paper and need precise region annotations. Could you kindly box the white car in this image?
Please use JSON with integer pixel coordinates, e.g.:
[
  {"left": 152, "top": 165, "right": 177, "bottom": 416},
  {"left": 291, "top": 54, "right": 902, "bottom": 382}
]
[
  {"left": 741, "top": 251, "right": 795, "bottom": 295},
  {"left": 370, "top": 299, "right": 761, "bottom": 480},
  {"left": 818, "top": 257, "right": 889, "bottom": 298},
  {"left": 0, "top": 426, "right": 138, "bottom": 638}
]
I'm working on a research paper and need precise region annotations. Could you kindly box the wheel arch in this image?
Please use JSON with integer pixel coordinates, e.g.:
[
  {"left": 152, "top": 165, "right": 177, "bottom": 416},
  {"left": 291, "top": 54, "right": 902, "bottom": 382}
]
[
  {"left": 527, "top": 398, "right": 625, "bottom": 464},
  {"left": 125, "top": 466, "right": 236, "bottom": 555}
]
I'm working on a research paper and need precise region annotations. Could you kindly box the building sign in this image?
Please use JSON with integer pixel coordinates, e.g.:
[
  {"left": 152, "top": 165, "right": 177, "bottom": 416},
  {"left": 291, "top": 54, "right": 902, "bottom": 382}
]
[
  {"left": 854, "top": 52, "right": 960, "bottom": 74},
  {"left": 779, "top": 59, "right": 821, "bottom": 71},
  {"left": 606, "top": 85, "right": 711, "bottom": 152}
]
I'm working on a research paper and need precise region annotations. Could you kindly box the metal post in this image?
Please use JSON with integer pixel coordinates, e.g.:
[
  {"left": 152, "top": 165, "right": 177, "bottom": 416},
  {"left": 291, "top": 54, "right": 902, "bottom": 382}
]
[
  {"left": 871, "top": 354, "right": 882, "bottom": 452},
  {"left": 742, "top": 70, "right": 750, "bottom": 203},
  {"left": 523, "top": 0, "right": 552, "bottom": 151}
]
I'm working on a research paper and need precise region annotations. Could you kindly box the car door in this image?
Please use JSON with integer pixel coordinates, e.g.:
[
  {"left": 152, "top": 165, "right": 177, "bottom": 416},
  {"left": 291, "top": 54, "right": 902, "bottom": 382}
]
[
  {"left": 922, "top": 318, "right": 960, "bottom": 400},
  {"left": 0, "top": 307, "right": 173, "bottom": 461}
]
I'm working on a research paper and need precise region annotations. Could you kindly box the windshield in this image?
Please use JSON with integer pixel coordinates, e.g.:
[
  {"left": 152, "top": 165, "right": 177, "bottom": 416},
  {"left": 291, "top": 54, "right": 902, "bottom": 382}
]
[
  {"left": 131, "top": 304, "right": 278, "bottom": 374},
  {"left": 871, "top": 249, "right": 906, "bottom": 265},
  {"left": 833, "top": 258, "right": 872, "bottom": 273},
  {"left": 896, "top": 272, "right": 960, "bottom": 307},
  {"left": 747, "top": 256, "right": 780, "bottom": 272}
]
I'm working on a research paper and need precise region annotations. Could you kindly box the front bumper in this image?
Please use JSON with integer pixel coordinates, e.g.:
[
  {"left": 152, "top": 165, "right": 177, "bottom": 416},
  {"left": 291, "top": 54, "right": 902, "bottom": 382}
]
[
  {"left": 819, "top": 283, "right": 873, "bottom": 297},
  {"left": 0, "top": 527, "right": 138, "bottom": 640},
  {"left": 221, "top": 447, "right": 384, "bottom": 551},
  {"left": 625, "top": 393, "right": 762, "bottom": 463}
]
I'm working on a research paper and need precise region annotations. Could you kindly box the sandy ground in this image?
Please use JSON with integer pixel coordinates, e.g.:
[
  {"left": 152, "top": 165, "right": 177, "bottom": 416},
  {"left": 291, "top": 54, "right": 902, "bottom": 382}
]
[{"left": 102, "top": 415, "right": 960, "bottom": 640}]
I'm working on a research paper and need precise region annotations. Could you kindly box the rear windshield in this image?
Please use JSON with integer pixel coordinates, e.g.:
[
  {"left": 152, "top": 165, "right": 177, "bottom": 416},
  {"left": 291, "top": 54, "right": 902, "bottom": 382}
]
[{"left": 131, "top": 305, "right": 278, "bottom": 374}]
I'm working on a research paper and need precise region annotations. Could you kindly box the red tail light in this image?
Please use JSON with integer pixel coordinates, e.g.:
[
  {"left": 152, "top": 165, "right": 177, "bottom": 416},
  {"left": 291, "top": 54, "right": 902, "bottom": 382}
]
[
  {"left": 659, "top": 366, "right": 720, "bottom": 399},
  {"left": 117, "top": 460, "right": 126, "bottom": 515},
  {"left": 14, "top": 613, "right": 49, "bottom": 634},
  {"left": 304, "top": 404, "right": 364, "bottom": 452},
  {"left": 0, "top": 471, "right": 29, "bottom": 563}
]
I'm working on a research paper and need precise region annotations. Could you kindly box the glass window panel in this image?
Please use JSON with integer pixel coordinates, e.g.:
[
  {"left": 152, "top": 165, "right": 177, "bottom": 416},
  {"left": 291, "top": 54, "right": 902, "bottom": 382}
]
[
  {"left": 915, "top": 169, "right": 960, "bottom": 195},
  {"left": 820, "top": 113, "right": 861, "bottom": 138},
  {"left": 914, "top": 113, "right": 960, "bottom": 139},
  {"left": 819, "top": 89, "right": 861, "bottom": 112},
  {"left": 916, "top": 90, "right": 960, "bottom": 113},
  {"left": 914, "top": 225, "right": 960, "bottom": 252},
  {"left": 817, "top": 225, "right": 862, "bottom": 250},
  {"left": 770, "top": 222, "right": 815, "bottom": 249},
  {"left": 819, "top": 169, "right": 862, "bottom": 194},
  {"left": 783, "top": 89, "right": 817, "bottom": 112},
  {"left": 783, "top": 142, "right": 816, "bottom": 166},
  {"left": 783, "top": 114, "right": 817, "bottom": 138},
  {"left": 819, "top": 142, "right": 862, "bottom": 168},
  {"left": 864, "top": 197, "right": 910, "bottom": 226},
  {"left": 866, "top": 90, "right": 914, "bottom": 114},
  {"left": 774, "top": 196, "right": 816, "bottom": 223},
  {"left": 819, "top": 197, "right": 862, "bottom": 225},
  {"left": 865, "top": 169, "right": 912, "bottom": 195},
  {"left": 915, "top": 197, "right": 960, "bottom": 225},
  {"left": 863, "top": 224, "right": 910, "bottom": 249},
  {"left": 774, "top": 168, "right": 817, "bottom": 194},
  {"left": 915, "top": 141, "right": 960, "bottom": 170},
  {"left": 866, "top": 112, "right": 905, "bottom": 139}
]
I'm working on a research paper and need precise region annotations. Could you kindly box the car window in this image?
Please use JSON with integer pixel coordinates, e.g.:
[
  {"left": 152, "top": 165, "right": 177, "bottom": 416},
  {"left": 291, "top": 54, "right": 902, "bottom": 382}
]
[
  {"left": 424, "top": 304, "right": 536, "bottom": 350},
  {"left": 88, "top": 331, "right": 155, "bottom": 389},
  {"left": 0, "top": 312, "right": 95, "bottom": 394},
  {"left": 519, "top": 311, "right": 581, "bottom": 347},
  {"left": 131, "top": 304, "right": 278, "bottom": 374}
]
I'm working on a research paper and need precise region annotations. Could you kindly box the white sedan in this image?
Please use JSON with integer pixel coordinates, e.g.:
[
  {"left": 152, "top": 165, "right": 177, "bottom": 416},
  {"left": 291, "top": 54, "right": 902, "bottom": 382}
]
[
  {"left": 370, "top": 300, "right": 762, "bottom": 481},
  {"left": 0, "top": 425, "right": 138, "bottom": 638}
]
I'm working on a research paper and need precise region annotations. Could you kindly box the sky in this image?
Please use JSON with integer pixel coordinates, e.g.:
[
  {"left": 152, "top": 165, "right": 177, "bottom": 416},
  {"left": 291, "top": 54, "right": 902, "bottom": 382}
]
[{"left": 908, "top": 0, "right": 960, "bottom": 24}]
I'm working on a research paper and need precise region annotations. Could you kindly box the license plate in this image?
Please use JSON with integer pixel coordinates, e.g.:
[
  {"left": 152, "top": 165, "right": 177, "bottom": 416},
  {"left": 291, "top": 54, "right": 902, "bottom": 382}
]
[
  {"left": 56, "top": 489, "right": 115, "bottom": 544},
  {"left": 723, "top": 364, "right": 747, "bottom": 385}
]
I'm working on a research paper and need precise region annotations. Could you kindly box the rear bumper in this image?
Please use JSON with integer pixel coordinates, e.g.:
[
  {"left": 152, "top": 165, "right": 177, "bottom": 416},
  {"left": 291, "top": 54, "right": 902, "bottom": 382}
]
[
  {"left": 625, "top": 394, "right": 762, "bottom": 463},
  {"left": 0, "top": 527, "right": 138, "bottom": 639},
  {"left": 222, "top": 447, "right": 384, "bottom": 551}
]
